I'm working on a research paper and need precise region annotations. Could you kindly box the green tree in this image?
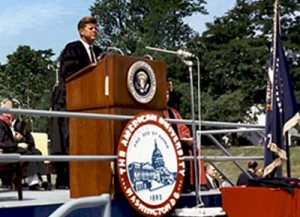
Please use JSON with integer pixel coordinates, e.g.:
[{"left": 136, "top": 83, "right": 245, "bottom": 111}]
[
  {"left": 0, "top": 45, "right": 57, "bottom": 132},
  {"left": 193, "top": 0, "right": 300, "bottom": 123},
  {"left": 91, "top": 0, "right": 206, "bottom": 53}
]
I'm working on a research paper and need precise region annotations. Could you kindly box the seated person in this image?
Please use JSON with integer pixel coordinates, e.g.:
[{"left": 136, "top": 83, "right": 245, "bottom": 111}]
[
  {"left": 204, "top": 163, "right": 220, "bottom": 189},
  {"left": 0, "top": 99, "right": 51, "bottom": 190},
  {"left": 13, "top": 119, "right": 51, "bottom": 190},
  {"left": 219, "top": 175, "right": 231, "bottom": 188},
  {"left": 236, "top": 161, "right": 258, "bottom": 186},
  {"left": 163, "top": 81, "right": 207, "bottom": 192}
]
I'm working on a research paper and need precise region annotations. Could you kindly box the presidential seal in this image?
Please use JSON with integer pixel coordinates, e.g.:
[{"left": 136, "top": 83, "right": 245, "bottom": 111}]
[
  {"left": 127, "top": 61, "right": 156, "bottom": 104},
  {"left": 117, "top": 112, "right": 185, "bottom": 217}
]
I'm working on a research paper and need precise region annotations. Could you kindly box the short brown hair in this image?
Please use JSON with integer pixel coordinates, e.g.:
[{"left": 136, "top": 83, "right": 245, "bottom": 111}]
[{"left": 77, "top": 16, "right": 97, "bottom": 30}]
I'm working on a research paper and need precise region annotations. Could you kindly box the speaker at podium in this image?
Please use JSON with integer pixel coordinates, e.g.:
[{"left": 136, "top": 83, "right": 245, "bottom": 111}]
[{"left": 66, "top": 54, "right": 167, "bottom": 198}]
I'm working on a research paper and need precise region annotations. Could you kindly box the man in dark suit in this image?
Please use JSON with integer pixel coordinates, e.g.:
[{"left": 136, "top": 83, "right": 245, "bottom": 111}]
[
  {"left": 0, "top": 99, "right": 51, "bottom": 190},
  {"left": 49, "top": 16, "right": 103, "bottom": 189},
  {"left": 205, "top": 164, "right": 220, "bottom": 190},
  {"left": 236, "top": 161, "right": 258, "bottom": 186}
]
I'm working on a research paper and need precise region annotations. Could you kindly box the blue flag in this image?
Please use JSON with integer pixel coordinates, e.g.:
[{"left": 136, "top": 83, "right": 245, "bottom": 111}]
[{"left": 263, "top": 7, "right": 299, "bottom": 176}]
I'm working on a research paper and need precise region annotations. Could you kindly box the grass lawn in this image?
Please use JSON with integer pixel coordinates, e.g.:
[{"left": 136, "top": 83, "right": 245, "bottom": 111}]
[{"left": 201, "top": 146, "right": 300, "bottom": 184}]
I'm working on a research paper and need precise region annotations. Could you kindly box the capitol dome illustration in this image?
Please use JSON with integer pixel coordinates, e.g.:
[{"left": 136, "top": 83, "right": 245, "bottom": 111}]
[{"left": 152, "top": 140, "right": 165, "bottom": 169}]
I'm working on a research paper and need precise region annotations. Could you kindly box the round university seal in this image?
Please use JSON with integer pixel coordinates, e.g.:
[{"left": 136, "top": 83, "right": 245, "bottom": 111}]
[
  {"left": 127, "top": 61, "right": 157, "bottom": 104},
  {"left": 117, "top": 112, "right": 185, "bottom": 217}
]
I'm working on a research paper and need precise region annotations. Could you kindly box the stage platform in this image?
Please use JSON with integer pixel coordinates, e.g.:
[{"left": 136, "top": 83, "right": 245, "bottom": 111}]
[{"left": 0, "top": 188, "right": 222, "bottom": 217}]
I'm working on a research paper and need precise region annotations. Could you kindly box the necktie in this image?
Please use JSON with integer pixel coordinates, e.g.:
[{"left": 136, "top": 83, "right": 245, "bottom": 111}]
[
  {"left": 89, "top": 46, "right": 96, "bottom": 63},
  {"left": 212, "top": 179, "right": 218, "bottom": 189}
]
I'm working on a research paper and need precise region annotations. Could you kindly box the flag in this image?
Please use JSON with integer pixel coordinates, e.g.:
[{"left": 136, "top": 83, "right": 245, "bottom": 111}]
[{"left": 263, "top": 0, "right": 300, "bottom": 177}]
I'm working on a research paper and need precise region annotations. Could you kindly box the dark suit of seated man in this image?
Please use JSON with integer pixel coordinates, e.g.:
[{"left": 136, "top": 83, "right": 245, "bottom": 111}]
[{"left": 236, "top": 161, "right": 258, "bottom": 186}]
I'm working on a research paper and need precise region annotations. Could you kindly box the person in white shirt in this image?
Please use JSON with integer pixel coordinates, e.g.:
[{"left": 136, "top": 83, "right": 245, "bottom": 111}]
[
  {"left": 219, "top": 175, "right": 231, "bottom": 188},
  {"left": 204, "top": 164, "right": 220, "bottom": 189}
]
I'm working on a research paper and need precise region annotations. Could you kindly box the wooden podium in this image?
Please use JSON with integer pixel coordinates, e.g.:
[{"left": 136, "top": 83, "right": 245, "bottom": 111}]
[{"left": 66, "top": 54, "right": 167, "bottom": 198}]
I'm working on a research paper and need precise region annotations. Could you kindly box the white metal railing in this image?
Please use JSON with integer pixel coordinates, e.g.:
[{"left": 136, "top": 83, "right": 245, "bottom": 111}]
[
  {"left": 0, "top": 107, "right": 265, "bottom": 184},
  {"left": 0, "top": 108, "right": 264, "bottom": 128},
  {"left": 0, "top": 107, "right": 265, "bottom": 216},
  {"left": 199, "top": 128, "right": 264, "bottom": 135},
  {"left": 0, "top": 154, "right": 264, "bottom": 162}
]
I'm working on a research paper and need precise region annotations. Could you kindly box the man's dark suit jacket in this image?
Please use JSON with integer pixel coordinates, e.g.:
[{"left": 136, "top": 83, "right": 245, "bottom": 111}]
[
  {"left": 58, "top": 41, "right": 102, "bottom": 83},
  {"left": 50, "top": 40, "right": 103, "bottom": 154},
  {"left": 206, "top": 174, "right": 220, "bottom": 189},
  {"left": 236, "top": 170, "right": 257, "bottom": 186}
]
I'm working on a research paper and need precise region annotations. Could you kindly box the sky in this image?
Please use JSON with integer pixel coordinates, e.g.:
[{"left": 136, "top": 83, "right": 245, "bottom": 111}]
[{"left": 0, "top": 0, "right": 235, "bottom": 64}]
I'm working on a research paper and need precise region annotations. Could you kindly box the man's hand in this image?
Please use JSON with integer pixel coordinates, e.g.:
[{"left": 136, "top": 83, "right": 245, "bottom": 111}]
[
  {"left": 18, "top": 143, "right": 28, "bottom": 150},
  {"left": 15, "top": 132, "right": 24, "bottom": 142}
]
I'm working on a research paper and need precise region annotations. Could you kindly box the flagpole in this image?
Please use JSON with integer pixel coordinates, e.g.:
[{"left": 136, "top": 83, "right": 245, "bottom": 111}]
[
  {"left": 272, "top": 0, "right": 278, "bottom": 73},
  {"left": 273, "top": 0, "right": 283, "bottom": 177},
  {"left": 285, "top": 132, "right": 291, "bottom": 177}
]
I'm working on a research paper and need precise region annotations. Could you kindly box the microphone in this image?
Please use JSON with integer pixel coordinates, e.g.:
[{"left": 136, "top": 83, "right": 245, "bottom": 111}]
[
  {"left": 145, "top": 46, "right": 195, "bottom": 59},
  {"left": 143, "top": 54, "right": 153, "bottom": 60},
  {"left": 181, "top": 59, "right": 194, "bottom": 67},
  {"left": 106, "top": 47, "right": 124, "bottom": 55},
  {"left": 176, "top": 49, "right": 195, "bottom": 59},
  {"left": 97, "top": 53, "right": 106, "bottom": 61}
]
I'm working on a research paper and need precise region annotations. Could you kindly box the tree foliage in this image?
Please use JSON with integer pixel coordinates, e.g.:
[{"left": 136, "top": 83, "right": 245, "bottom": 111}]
[
  {"left": 0, "top": 45, "right": 57, "bottom": 131},
  {"left": 91, "top": 0, "right": 207, "bottom": 53},
  {"left": 193, "top": 0, "right": 300, "bottom": 123}
]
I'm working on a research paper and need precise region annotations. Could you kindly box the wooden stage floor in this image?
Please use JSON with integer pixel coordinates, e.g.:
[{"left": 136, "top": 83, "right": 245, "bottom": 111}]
[{"left": 0, "top": 188, "right": 69, "bottom": 208}]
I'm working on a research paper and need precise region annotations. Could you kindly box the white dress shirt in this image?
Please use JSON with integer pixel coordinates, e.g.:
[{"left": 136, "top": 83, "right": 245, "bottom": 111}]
[{"left": 80, "top": 39, "right": 96, "bottom": 63}]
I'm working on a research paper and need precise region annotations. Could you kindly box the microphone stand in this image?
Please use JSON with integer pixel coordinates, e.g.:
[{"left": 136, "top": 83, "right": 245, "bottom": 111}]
[
  {"left": 106, "top": 47, "right": 124, "bottom": 55},
  {"left": 145, "top": 46, "right": 177, "bottom": 55},
  {"left": 182, "top": 58, "right": 204, "bottom": 207},
  {"left": 146, "top": 46, "right": 203, "bottom": 206}
]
